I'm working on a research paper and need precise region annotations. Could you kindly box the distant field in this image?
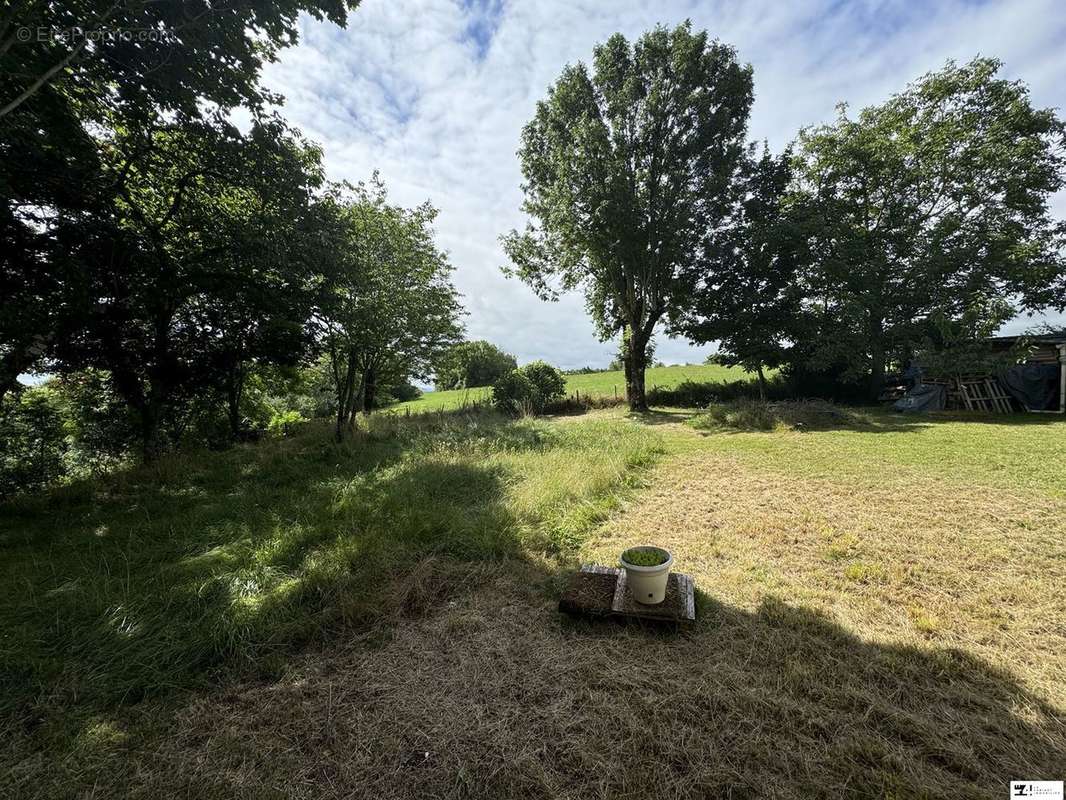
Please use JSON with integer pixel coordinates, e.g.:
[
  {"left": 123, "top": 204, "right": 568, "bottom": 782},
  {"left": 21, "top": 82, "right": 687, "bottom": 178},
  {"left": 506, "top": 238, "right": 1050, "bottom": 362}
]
[{"left": 392, "top": 362, "right": 752, "bottom": 413}]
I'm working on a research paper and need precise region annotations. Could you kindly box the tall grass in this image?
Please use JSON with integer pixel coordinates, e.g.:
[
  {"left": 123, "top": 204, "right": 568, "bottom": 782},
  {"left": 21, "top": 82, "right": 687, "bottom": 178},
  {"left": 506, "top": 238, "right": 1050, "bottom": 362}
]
[{"left": 0, "top": 414, "right": 663, "bottom": 718}]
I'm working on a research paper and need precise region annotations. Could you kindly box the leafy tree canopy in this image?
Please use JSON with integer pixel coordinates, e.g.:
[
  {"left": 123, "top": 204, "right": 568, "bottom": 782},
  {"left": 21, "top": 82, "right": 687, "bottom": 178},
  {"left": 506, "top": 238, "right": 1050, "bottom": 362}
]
[
  {"left": 49, "top": 116, "right": 328, "bottom": 457},
  {"left": 318, "top": 176, "right": 463, "bottom": 437},
  {"left": 676, "top": 144, "right": 803, "bottom": 397},
  {"left": 1, "top": 0, "right": 360, "bottom": 398},
  {"left": 503, "top": 22, "right": 753, "bottom": 410},
  {"left": 435, "top": 340, "right": 517, "bottom": 390},
  {"left": 792, "top": 57, "right": 1066, "bottom": 396}
]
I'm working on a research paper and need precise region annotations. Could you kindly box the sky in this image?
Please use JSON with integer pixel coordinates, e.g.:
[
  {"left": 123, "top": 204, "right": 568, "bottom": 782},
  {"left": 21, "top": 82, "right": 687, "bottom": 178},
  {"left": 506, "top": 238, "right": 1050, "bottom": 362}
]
[{"left": 257, "top": 0, "right": 1066, "bottom": 370}]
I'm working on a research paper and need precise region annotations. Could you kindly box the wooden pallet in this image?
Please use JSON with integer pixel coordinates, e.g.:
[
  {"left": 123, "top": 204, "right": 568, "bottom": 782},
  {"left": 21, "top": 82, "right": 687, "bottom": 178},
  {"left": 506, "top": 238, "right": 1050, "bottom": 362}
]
[
  {"left": 957, "top": 377, "right": 1014, "bottom": 413},
  {"left": 558, "top": 564, "right": 696, "bottom": 625},
  {"left": 920, "top": 375, "right": 1015, "bottom": 413}
]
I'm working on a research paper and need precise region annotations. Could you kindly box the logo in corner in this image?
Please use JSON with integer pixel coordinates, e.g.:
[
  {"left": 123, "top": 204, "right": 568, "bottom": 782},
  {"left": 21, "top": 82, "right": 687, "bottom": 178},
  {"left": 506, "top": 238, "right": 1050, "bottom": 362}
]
[{"left": 1011, "top": 782, "right": 1064, "bottom": 799}]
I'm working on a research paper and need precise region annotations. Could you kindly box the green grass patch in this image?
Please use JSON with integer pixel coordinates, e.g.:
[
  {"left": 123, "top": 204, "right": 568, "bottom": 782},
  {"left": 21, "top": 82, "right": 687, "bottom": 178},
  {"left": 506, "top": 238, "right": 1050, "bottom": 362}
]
[
  {"left": 392, "top": 362, "right": 752, "bottom": 413},
  {"left": 0, "top": 414, "right": 663, "bottom": 718},
  {"left": 681, "top": 407, "right": 1066, "bottom": 495}
]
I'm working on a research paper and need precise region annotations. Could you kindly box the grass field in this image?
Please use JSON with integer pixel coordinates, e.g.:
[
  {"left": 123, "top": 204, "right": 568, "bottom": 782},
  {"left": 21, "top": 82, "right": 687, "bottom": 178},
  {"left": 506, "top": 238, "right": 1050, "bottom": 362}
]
[
  {"left": 3, "top": 405, "right": 1065, "bottom": 798},
  {"left": 391, "top": 362, "right": 751, "bottom": 413}
]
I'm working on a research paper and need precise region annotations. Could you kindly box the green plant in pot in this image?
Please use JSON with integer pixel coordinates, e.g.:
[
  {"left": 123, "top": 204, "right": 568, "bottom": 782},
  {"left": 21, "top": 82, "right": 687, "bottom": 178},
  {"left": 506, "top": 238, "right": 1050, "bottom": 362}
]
[{"left": 620, "top": 546, "right": 673, "bottom": 605}]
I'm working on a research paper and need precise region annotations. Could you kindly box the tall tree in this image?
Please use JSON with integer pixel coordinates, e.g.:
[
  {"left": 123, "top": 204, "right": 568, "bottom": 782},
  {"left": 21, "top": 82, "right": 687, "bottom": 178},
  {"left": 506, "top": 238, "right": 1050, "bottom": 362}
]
[
  {"left": 794, "top": 58, "right": 1066, "bottom": 398},
  {"left": 51, "top": 118, "right": 326, "bottom": 458},
  {"left": 319, "top": 178, "right": 463, "bottom": 439},
  {"left": 502, "top": 22, "right": 753, "bottom": 411},
  {"left": 677, "top": 145, "right": 801, "bottom": 399},
  {"left": 0, "top": 0, "right": 355, "bottom": 122},
  {"left": 435, "top": 340, "right": 517, "bottom": 390},
  {"left": 0, "top": 0, "right": 359, "bottom": 396}
]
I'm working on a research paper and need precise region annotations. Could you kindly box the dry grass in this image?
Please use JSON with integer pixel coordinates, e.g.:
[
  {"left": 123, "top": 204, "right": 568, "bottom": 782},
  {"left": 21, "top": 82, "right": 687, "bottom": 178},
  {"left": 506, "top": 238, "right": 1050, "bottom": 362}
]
[
  {"left": 586, "top": 452, "right": 1066, "bottom": 707},
  {"left": 4, "top": 408, "right": 1065, "bottom": 798},
  {"left": 39, "top": 559, "right": 1062, "bottom": 799}
]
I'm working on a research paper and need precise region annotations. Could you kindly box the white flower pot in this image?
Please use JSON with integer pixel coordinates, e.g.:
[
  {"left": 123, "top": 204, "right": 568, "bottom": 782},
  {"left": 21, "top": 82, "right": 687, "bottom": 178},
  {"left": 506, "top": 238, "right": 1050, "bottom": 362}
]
[{"left": 620, "top": 546, "right": 673, "bottom": 605}]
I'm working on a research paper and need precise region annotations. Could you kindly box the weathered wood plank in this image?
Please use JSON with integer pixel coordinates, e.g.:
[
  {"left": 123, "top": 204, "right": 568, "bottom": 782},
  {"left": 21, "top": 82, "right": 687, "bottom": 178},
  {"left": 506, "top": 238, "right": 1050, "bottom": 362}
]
[{"left": 558, "top": 565, "right": 696, "bottom": 624}]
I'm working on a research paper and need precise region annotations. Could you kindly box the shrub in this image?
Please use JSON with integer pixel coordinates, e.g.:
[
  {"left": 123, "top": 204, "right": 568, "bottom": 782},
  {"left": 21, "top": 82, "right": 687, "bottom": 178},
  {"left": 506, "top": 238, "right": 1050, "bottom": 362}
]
[
  {"left": 492, "top": 371, "right": 536, "bottom": 415},
  {"left": 385, "top": 381, "right": 422, "bottom": 403},
  {"left": 435, "top": 340, "right": 517, "bottom": 390},
  {"left": 647, "top": 376, "right": 788, "bottom": 407},
  {"left": 0, "top": 387, "right": 70, "bottom": 497},
  {"left": 53, "top": 370, "right": 138, "bottom": 470},
  {"left": 267, "top": 409, "right": 307, "bottom": 437},
  {"left": 689, "top": 399, "right": 861, "bottom": 432},
  {"left": 492, "top": 361, "right": 566, "bottom": 415}
]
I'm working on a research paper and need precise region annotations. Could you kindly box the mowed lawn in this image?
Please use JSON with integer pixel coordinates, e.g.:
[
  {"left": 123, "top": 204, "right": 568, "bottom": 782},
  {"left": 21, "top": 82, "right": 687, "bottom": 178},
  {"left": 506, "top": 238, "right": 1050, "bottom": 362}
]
[
  {"left": 3, "top": 407, "right": 1065, "bottom": 798},
  {"left": 391, "top": 362, "right": 750, "bottom": 413}
]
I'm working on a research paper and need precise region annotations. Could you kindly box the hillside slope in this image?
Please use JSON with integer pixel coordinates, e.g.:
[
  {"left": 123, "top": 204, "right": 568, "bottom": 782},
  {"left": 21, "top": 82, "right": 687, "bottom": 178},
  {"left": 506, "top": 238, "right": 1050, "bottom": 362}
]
[{"left": 394, "top": 362, "right": 752, "bottom": 413}]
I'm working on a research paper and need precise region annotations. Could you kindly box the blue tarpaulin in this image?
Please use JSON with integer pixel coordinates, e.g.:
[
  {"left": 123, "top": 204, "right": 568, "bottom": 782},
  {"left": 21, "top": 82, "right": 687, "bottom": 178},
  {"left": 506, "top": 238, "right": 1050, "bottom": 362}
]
[{"left": 893, "top": 383, "right": 946, "bottom": 413}]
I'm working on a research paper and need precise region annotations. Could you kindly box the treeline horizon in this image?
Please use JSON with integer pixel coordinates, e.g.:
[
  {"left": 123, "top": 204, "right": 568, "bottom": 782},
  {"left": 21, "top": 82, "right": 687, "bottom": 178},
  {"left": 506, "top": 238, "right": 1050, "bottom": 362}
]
[{"left": 3, "top": 11, "right": 1065, "bottom": 493}]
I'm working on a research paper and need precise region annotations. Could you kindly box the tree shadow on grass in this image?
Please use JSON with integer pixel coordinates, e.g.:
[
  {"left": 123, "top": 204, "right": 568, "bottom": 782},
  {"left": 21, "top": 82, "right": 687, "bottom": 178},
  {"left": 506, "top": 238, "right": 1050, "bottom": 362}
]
[
  {"left": 0, "top": 418, "right": 550, "bottom": 728},
  {"left": 684, "top": 403, "right": 1066, "bottom": 436},
  {"left": 56, "top": 571, "right": 1066, "bottom": 799},
  {"left": 547, "top": 588, "right": 1065, "bottom": 798},
  {"left": 624, "top": 408, "right": 698, "bottom": 426}
]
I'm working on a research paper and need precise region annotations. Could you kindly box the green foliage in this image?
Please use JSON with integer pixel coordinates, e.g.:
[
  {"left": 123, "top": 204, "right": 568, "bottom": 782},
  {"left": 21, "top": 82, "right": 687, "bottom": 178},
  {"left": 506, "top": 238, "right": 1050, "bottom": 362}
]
[
  {"left": 0, "top": 388, "right": 68, "bottom": 497},
  {"left": 492, "top": 361, "right": 567, "bottom": 415},
  {"left": 53, "top": 371, "right": 138, "bottom": 471},
  {"left": 267, "top": 410, "right": 307, "bottom": 437},
  {"left": 647, "top": 376, "right": 786, "bottom": 407},
  {"left": 382, "top": 382, "right": 423, "bottom": 404},
  {"left": 0, "top": 0, "right": 359, "bottom": 402},
  {"left": 0, "top": 373, "right": 144, "bottom": 496},
  {"left": 317, "top": 176, "right": 463, "bottom": 436},
  {"left": 914, "top": 303, "right": 1028, "bottom": 380},
  {"left": 678, "top": 145, "right": 801, "bottom": 391},
  {"left": 621, "top": 547, "right": 668, "bottom": 566},
  {"left": 792, "top": 57, "right": 1066, "bottom": 396},
  {"left": 435, "top": 340, "right": 517, "bottom": 390},
  {"left": 492, "top": 371, "right": 536, "bottom": 415},
  {"left": 40, "top": 118, "right": 330, "bottom": 459},
  {"left": 520, "top": 361, "right": 567, "bottom": 404},
  {"left": 502, "top": 22, "right": 753, "bottom": 410}
]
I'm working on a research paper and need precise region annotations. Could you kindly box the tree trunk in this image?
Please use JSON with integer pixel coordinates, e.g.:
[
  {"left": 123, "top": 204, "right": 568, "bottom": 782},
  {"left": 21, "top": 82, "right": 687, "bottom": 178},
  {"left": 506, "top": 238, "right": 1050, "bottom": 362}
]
[
  {"left": 362, "top": 363, "right": 377, "bottom": 414},
  {"left": 334, "top": 347, "right": 359, "bottom": 442},
  {"left": 141, "top": 388, "right": 165, "bottom": 463},
  {"left": 868, "top": 318, "right": 886, "bottom": 401},
  {"left": 226, "top": 363, "right": 244, "bottom": 440},
  {"left": 624, "top": 327, "right": 649, "bottom": 412},
  {"left": 756, "top": 365, "right": 768, "bottom": 401}
]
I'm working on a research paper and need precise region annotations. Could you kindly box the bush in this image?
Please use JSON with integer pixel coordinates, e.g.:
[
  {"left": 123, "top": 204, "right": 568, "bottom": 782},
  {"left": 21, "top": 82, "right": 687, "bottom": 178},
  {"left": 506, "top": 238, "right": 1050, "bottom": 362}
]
[
  {"left": 0, "top": 387, "right": 70, "bottom": 497},
  {"left": 435, "top": 340, "right": 517, "bottom": 390},
  {"left": 385, "top": 381, "right": 422, "bottom": 403},
  {"left": 53, "top": 370, "right": 138, "bottom": 471},
  {"left": 267, "top": 409, "right": 307, "bottom": 437},
  {"left": 647, "top": 376, "right": 787, "bottom": 407},
  {"left": 689, "top": 399, "right": 862, "bottom": 432},
  {"left": 492, "top": 361, "right": 566, "bottom": 415}
]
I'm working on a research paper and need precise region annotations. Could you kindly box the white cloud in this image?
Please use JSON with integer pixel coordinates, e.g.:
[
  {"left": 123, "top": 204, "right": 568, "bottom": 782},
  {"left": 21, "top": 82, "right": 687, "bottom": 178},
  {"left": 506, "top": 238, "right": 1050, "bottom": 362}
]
[{"left": 260, "top": 0, "right": 1066, "bottom": 369}]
